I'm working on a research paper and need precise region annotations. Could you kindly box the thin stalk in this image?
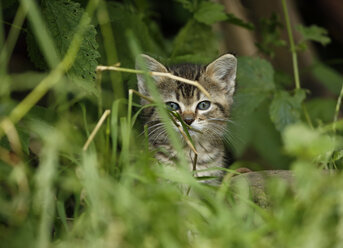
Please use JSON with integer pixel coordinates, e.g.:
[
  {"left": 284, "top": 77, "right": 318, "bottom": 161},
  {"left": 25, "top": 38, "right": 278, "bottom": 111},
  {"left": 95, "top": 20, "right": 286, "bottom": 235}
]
[
  {"left": 0, "top": 4, "right": 27, "bottom": 75},
  {"left": 95, "top": 69, "right": 103, "bottom": 117},
  {"left": 302, "top": 104, "right": 313, "bottom": 129},
  {"left": 0, "top": 118, "right": 22, "bottom": 156},
  {"left": 97, "top": 0, "right": 123, "bottom": 99},
  {"left": 97, "top": 65, "right": 211, "bottom": 99},
  {"left": 281, "top": 0, "right": 301, "bottom": 90},
  {"left": 128, "top": 89, "right": 133, "bottom": 128},
  {"left": 83, "top": 109, "right": 111, "bottom": 151},
  {"left": 110, "top": 99, "right": 121, "bottom": 169},
  {"left": 333, "top": 83, "right": 343, "bottom": 134}
]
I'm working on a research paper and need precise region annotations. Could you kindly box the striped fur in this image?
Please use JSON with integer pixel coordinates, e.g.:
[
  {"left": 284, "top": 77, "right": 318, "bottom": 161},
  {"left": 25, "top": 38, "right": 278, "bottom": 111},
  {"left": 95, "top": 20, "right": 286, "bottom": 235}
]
[{"left": 136, "top": 54, "right": 237, "bottom": 183}]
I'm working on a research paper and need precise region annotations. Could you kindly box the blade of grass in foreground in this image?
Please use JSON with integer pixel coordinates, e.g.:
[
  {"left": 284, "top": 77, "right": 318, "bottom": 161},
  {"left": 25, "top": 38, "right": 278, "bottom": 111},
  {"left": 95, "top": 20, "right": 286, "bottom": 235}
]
[
  {"left": 126, "top": 30, "right": 188, "bottom": 168},
  {"left": 33, "top": 124, "right": 61, "bottom": 248}
]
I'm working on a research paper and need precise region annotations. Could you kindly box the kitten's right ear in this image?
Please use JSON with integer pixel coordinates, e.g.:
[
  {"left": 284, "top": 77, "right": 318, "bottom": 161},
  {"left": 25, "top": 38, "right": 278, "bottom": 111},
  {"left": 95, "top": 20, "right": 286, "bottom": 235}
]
[
  {"left": 205, "top": 54, "right": 237, "bottom": 96},
  {"left": 136, "top": 54, "right": 168, "bottom": 95}
]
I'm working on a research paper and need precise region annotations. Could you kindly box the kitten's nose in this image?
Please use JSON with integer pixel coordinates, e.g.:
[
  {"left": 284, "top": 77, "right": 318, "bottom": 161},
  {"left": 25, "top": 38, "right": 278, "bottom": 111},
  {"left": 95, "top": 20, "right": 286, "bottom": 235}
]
[
  {"left": 182, "top": 113, "right": 195, "bottom": 125},
  {"left": 184, "top": 118, "right": 194, "bottom": 125}
]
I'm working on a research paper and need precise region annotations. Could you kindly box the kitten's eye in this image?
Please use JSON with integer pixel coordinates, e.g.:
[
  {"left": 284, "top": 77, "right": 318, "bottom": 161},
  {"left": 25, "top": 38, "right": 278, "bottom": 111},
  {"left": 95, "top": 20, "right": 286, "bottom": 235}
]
[
  {"left": 166, "top": 102, "right": 180, "bottom": 111},
  {"left": 197, "top": 101, "right": 211, "bottom": 110}
]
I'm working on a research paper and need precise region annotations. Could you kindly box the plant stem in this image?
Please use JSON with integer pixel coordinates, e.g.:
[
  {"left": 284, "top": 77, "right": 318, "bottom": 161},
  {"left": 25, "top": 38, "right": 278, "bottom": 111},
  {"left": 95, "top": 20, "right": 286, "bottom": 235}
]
[
  {"left": 281, "top": 0, "right": 301, "bottom": 90},
  {"left": 83, "top": 109, "right": 111, "bottom": 151},
  {"left": 333, "top": 83, "right": 343, "bottom": 134},
  {"left": 97, "top": 65, "right": 211, "bottom": 99}
]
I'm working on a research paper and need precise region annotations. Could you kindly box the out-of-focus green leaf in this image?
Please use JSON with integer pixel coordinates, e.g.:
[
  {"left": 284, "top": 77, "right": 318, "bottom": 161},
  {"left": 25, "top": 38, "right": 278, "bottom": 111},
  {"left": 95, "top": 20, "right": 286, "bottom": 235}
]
[
  {"left": 194, "top": 1, "right": 227, "bottom": 25},
  {"left": 283, "top": 123, "right": 335, "bottom": 159},
  {"left": 234, "top": 57, "right": 275, "bottom": 114},
  {"left": 171, "top": 19, "right": 217, "bottom": 62},
  {"left": 269, "top": 90, "right": 306, "bottom": 131},
  {"left": 296, "top": 25, "right": 331, "bottom": 46},
  {"left": 305, "top": 98, "right": 336, "bottom": 124},
  {"left": 226, "top": 13, "right": 254, "bottom": 30},
  {"left": 311, "top": 62, "right": 343, "bottom": 95},
  {"left": 230, "top": 101, "right": 290, "bottom": 168},
  {"left": 174, "top": 0, "right": 196, "bottom": 12},
  {"left": 255, "top": 14, "right": 286, "bottom": 57},
  {"left": 106, "top": 2, "right": 165, "bottom": 68},
  {"left": 0, "top": 0, "right": 17, "bottom": 10}
]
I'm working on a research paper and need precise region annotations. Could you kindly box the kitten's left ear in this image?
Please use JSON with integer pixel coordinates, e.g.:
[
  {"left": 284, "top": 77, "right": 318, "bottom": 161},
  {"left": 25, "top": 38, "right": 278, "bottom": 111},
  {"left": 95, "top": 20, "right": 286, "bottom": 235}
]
[
  {"left": 205, "top": 54, "right": 237, "bottom": 95},
  {"left": 135, "top": 54, "right": 168, "bottom": 96}
]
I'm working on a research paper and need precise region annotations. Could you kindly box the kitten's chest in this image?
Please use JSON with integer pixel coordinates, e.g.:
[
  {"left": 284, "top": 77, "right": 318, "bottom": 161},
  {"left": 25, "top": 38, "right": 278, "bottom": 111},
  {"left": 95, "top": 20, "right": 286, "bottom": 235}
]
[{"left": 154, "top": 141, "right": 225, "bottom": 177}]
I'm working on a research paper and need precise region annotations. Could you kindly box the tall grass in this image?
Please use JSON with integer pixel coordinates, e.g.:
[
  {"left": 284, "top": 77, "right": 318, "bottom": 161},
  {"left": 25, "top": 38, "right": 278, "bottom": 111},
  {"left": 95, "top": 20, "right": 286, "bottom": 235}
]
[{"left": 1, "top": 1, "right": 343, "bottom": 248}]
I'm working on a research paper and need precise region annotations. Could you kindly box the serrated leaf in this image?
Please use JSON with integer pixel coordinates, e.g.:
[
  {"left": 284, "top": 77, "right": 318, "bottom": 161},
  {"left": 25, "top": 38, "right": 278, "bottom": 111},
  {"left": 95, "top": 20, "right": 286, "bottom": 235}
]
[
  {"left": 41, "top": 0, "right": 100, "bottom": 82},
  {"left": 269, "top": 90, "right": 306, "bottom": 131},
  {"left": 296, "top": 25, "right": 331, "bottom": 46},
  {"left": 171, "top": 19, "right": 217, "bottom": 61},
  {"left": 234, "top": 57, "right": 275, "bottom": 114},
  {"left": 194, "top": 1, "right": 227, "bottom": 25}
]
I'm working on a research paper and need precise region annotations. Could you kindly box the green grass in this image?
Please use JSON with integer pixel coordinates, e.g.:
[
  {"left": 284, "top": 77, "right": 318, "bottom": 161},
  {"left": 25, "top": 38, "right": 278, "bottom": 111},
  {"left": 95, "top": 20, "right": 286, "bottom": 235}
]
[{"left": 1, "top": 0, "right": 343, "bottom": 247}]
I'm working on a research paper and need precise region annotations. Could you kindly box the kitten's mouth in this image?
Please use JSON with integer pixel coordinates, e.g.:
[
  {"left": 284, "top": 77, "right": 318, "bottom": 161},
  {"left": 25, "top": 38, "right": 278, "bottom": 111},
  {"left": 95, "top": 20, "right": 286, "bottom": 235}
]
[{"left": 178, "top": 121, "right": 202, "bottom": 134}]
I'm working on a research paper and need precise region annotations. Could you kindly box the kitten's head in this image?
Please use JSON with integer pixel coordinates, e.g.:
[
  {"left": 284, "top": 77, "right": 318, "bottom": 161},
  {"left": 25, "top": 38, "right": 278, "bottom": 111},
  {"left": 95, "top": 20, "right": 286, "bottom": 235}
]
[{"left": 136, "top": 54, "right": 237, "bottom": 144}]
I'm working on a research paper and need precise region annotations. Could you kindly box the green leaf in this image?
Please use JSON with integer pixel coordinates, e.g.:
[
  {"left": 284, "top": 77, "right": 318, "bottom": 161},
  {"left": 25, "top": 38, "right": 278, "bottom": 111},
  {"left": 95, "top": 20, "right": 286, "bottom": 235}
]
[
  {"left": 255, "top": 14, "right": 286, "bottom": 57},
  {"left": 0, "top": 0, "right": 17, "bottom": 10},
  {"left": 226, "top": 13, "right": 254, "bottom": 30},
  {"left": 175, "top": 0, "right": 196, "bottom": 12},
  {"left": 296, "top": 25, "right": 331, "bottom": 46},
  {"left": 230, "top": 102, "right": 291, "bottom": 169},
  {"left": 234, "top": 57, "right": 275, "bottom": 114},
  {"left": 41, "top": 0, "right": 100, "bottom": 82},
  {"left": 106, "top": 2, "right": 165, "bottom": 68},
  {"left": 171, "top": 19, "right": 217, "bottom": 61},
  {"left": 305, "top": 98, "right": 336, "bottom": 124},
  {"left": 194, "top": 1, "right": 227, "bottom": 25},
  {"left": 269, "top": 90, "right": 306, "bottom": 131},
  {"left": 26, "top": 31, "right": 48, "bottom": 71},
  {"left": 311, "top": 62, "right": 343, "bottom": 95},
  {"left": 283, "top": 123, "right": 335, "bottom": 159}
]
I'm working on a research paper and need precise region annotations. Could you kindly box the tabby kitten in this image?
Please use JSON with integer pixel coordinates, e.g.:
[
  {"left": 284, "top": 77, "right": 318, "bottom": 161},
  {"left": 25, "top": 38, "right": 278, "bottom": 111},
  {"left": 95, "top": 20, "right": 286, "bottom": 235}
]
[{"left": 136, "top": 54, "right": 237, "bottom": 182}]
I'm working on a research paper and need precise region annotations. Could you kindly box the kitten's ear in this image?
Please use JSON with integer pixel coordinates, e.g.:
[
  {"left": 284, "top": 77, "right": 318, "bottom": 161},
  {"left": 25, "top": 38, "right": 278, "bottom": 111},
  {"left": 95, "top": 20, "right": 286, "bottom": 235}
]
[
  {"left": 136, "top": 54, "right": 168, "bottom": 95},
  {"left": 205, "top": 54, "right": 237, "bottom": 95}
]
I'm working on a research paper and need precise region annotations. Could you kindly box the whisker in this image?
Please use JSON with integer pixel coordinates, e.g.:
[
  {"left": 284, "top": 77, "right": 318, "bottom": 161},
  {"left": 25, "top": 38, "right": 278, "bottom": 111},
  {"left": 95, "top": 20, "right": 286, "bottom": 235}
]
[
  {"left": 149, "top": 126, "right": 165, "bottom": 138},
  {"left": 138, "top": 123, "right": 164, "bottom": 136},
  {"left": 151, "top": 129, "right": 168, "bottom": 144}
]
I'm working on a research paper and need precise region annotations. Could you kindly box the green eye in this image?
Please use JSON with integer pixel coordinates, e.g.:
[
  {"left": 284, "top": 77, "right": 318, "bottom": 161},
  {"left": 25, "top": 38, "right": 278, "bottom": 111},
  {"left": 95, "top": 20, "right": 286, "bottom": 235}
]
[
  {"left": 197, "top": 101, "right": 211, "bottom": 110},
  {"left": 166, "top": 102, "right": 180, "bottom": 111}
]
